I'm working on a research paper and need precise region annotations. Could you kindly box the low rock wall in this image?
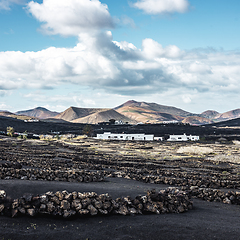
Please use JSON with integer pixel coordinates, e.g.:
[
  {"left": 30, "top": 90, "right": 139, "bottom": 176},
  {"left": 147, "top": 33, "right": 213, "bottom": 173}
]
[
  {"left": 188, "top": 186, "right": 240, "bottom": 204},
  {"left": 0, "top": 168, "right": 105, "bottom": 182},
  {"left": 110, "top": 171, "right": 240, "bottom": 189},
  {"left": 0, "top": 188, "right": 192, "bottom": 218}
]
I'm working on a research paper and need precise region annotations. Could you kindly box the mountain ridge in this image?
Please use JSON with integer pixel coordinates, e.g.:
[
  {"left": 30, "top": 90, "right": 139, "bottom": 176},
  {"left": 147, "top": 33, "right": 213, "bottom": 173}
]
[
  {"left": 4, "top": 100, "right": 240, "bottom": 125},
  {"left": 16, "top": 107, "right": 59, "bottom": 119}
]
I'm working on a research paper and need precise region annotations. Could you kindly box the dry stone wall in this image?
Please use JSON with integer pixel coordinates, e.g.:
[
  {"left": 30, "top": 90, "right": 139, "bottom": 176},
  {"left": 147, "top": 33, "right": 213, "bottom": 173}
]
[
  {"left": 110, "top": 168, "right": 240, "bottom": 189},
  {"left": 0, "top": 188, "right": 192, "bottom": 218},
  {"left": 188, "top": 186, "right": 240, "bottom": 204},
  {"left": 0, "top": 168, "right": 105, "bottom": 182}
]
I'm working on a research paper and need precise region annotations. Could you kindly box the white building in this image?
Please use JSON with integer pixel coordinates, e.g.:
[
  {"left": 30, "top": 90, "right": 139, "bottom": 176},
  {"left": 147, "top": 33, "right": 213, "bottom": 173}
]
[
  {"left": 162, "top": 120, "right": 179, "bottom": 124},
  {"left": 167, "top": 133, "right": 199, "bottom": 141},
  {"left": 154, "top": 137, "right": 163, "bottom": 141},
  {"left": 95, "top": 132, "right": 154, "bottom": 141},
  {"left": 24, "top": 119, "right": 39, "bottom": 122}
]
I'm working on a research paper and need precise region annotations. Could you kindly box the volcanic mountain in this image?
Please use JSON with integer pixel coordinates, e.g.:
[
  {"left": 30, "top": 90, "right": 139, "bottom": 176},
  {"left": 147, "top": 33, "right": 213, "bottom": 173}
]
[
  {"left": 72, "top": 109, "right": 135, "bottom": 124},
  {"left": 5, "top": 100, "right": 240, "bottom": 125},
  {"left": 16, "top": 107, "right": 59, "bottom": 119},
  {"left": 213, "top": 109, "right": 240, "bottom": 121},
  {"left": 200, "top": 110, "right": 219, "bottom": 119},
  {"left": 54, "top": 107, "right": 112, "bottom": 122},
  {"left": 0, "top": 111, "right": 36, "bottom": 121},
  {"left": 0, "top": 111, "right": 14, "bottom": 117},
  {"left": 182, "top": 116, "right": 214, "bottom": 125},
  {"left": 115, "top": 100, "right": 192, "bottom": 117},
  {"left": 114, "top": 100, "right": 192, "bottom": 123}
]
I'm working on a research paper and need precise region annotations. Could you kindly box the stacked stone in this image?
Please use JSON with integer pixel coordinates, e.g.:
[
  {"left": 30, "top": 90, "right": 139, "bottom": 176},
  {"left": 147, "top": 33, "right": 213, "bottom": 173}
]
[
  {"left": 110, "top": 170, "right": 240, "bottom": 189},
  {"left": 188, "top": 186, "right": 240, "bottom": 204},
  {"left": 0, "top": 188, "right": 192, "bottom": 218},
  {"left": 0, "top": 168, "right": 106, "bottom": 182}
]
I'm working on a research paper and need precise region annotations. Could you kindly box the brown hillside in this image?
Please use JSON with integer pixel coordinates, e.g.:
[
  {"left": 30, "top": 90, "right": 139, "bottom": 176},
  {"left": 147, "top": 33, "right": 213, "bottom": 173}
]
[
  {"left": 116, "top": 105, "right": 184, "bottom": 123},
  {"left": 16, "top": 107, "right": 59, "bottom": 119},
  {"left": 214, "top": 109, "right": 240, "bottom": 121},
  {"left": 0, "top": 111, "right": 14, "bottom": 117},
  {"left": 200, "top": 110, "right": 219, "bottom": 119},
  {"left": 115, "top": 100, "right": 192, "bottom": 117},
  {"left": 182, "top": 116, "right": 213, "bottom": 125},
  {"left": 0, "top": 111, "right": 36, "bottom": 121},
  {"left": 72, "top": 109, "right": 135, "bottom": 124},
  {"left": 55, "top": 107, "right": 110, "bottom": 122}
]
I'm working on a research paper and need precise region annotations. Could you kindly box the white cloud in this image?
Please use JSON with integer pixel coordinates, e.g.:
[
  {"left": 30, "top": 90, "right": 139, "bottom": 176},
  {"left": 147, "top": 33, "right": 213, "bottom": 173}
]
[
  {"left": 0, "top": 0, "right": 26, "bottom": 10},
  {"left": 27, "top": 0, "right": 115, "bottom": 36},
  {"left": 1, "top": 31, "right": 240, "bottom": 112},
  {"left": 188, "top": 61, "right": 212, "bottom": 74},
  {"left": 0, "top": 103, "right": 8, "bottom": 110},
  {"left": 132, "top": 0, "right": 190, "bottom": 15},
  {"left": 142, "top": 38, "right": 183, "bottom": 59}
]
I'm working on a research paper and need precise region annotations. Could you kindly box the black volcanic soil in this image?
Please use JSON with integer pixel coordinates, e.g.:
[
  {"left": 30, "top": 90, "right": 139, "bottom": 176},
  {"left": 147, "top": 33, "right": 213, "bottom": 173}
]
[
  {"left": 1, "top": 178, "right": 240, "bottom": 240},
  {"left": 1, "top": 137, "right": 240, "bottom": 239}
]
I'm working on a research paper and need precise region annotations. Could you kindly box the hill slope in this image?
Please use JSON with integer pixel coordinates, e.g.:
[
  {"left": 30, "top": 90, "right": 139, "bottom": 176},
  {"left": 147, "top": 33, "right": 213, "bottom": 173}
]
[
  {"left": 0, "top": 111, "right": 36, "bottom": 121},
  {"left": 115, "top": 100, "right": 192, "bottom": 117},
  {"left": 115, "top": 100, "right": 190, "bottom": 123},
  {"left": 214, "top": 109, "right": 240, "bottom": 121},
  {"left": 55, "top": 107, "right": 110, "bottom": 122},
  {"left": 72, "top": 109, "right": 135, "bottom": 124},
  {"left": 16, "top": 107, "right": 59, "bottom": 119},
  {"left": 200, "top": 110, "right": 219, "bottom": 119},
  {"left": 182, "top": 116, "right": 213, "bottom": 125}
]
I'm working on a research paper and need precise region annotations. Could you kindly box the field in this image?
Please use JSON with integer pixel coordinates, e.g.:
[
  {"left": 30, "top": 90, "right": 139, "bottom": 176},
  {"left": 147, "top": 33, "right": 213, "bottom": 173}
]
[{"left": 0, "top": 136, "right": 240, "bottom": 239}]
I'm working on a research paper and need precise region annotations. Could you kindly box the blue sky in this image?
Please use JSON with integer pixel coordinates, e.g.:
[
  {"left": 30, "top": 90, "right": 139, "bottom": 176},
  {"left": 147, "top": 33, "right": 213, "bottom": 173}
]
[{"left": 0, "top": 0, "right": 240, "bottom": 114}]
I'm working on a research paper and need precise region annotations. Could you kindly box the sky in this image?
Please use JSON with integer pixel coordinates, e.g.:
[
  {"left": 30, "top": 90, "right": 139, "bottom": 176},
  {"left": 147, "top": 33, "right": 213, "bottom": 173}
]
[{"left": 0, "top": 0, "right": 240, "bottom": 114}]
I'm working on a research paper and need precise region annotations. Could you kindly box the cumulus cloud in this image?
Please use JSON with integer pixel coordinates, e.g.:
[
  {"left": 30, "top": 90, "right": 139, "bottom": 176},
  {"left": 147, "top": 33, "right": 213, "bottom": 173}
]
[
  {"left": 0, "top": 0, "right": 26, "bottom": 10},
  {"left": 188, "top": 61, "right": 212, "bottom": 74},
  {"left": 142, "top": 38, "right": 183, "bottom": 59},
  {"left": 27, "top": 0, "right": 115, "bottom": 36},
  {"left": 0, "top": 31, "right": 240, "bottom": 108},
  {"left": 132, "top": 0, "right": 190, "bottom": 15}
]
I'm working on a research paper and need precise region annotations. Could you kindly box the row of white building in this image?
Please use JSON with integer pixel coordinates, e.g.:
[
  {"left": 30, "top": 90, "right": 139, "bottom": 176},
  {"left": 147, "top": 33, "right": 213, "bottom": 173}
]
[{"left": 95, "top": 132, "right": 199, "bottom": 142}]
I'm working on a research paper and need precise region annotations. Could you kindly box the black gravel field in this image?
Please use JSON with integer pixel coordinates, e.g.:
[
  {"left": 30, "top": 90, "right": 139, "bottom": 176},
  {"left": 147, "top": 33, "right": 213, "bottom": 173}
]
[{"left": 0, "top": 137, "right": 240, "bottom": 240}]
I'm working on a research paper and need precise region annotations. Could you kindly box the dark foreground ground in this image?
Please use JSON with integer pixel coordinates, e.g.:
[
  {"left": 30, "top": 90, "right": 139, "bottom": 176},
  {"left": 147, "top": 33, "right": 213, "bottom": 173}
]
[{"left": 0, "top": 177, "right": 240, "bottom": 240}]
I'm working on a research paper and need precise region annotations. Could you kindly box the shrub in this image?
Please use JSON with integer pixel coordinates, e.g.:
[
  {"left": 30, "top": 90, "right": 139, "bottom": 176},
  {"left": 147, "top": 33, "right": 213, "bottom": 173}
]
[{"left": 6, "top": 126, "right": 14, "bottom": 137}]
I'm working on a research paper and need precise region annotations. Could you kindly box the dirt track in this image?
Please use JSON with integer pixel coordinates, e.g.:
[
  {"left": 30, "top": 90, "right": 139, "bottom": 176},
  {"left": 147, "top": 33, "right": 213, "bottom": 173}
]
[{"left": 0, "top": 137, "right": 240, "bottom": 239}]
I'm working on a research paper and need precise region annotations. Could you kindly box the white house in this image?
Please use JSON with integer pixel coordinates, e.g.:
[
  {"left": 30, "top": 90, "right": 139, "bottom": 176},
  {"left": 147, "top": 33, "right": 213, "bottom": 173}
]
[
  {"left": 154, "top": 137, "right": 163, "bottom": 141},
  {"left": 24, "top": 119, "right": 39, "bottom": 122},
  {"left": 167, "top": 134, "right": 199, "bottom": 142},
  {"left": 95, "top": 132, "right": 154, "bottom": 141}
]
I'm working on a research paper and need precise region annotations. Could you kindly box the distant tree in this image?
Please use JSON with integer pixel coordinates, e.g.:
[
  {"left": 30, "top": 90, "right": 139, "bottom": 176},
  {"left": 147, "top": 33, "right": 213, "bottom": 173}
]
[
  {"left": 7, "top": 126, "right": 14, "bottom": 137},
  {"left": 83, "top": 125, "right": 93, "bottom": 137},
  {"left": 109, "top": 119, "right": 116, "bottom": 125}
]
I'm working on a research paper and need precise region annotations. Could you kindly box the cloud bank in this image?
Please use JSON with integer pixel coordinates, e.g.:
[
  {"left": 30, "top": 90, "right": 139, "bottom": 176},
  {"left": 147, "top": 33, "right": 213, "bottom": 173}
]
[
  {"left": 0, "top": 31, "right": 239, "bottom": 100},
  {"left": 132, "top": 0, "right": 190, "bottom": 14},
  {"left": 27, "top": 0, "right": 115, "bottom": 36},
  {"left": 1, "top": 0, "right": 239, "bottom": 113}
]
